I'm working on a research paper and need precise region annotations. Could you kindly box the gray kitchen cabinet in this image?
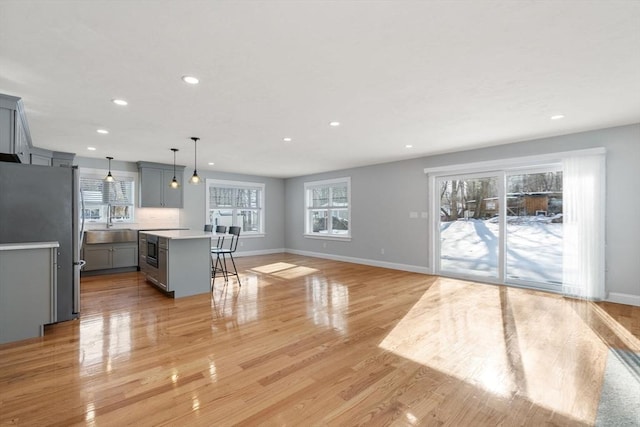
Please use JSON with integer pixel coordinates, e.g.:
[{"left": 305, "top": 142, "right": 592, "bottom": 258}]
[
  {"left": 158, "top": 240, "right": 168, "bottom": 289},
  {"left": 83, "top": 242, "right": 138, "bottom": 271},
  {"left": 112, "top": 244, "right": 138, "bottom": 268},
  {"left": 51, "top": 151, "right": 75, "bottom": 167},
  {"left": 30, "top": 147, "right": 52, "bottom": 166},
  {"left": 30, "top": 153, "right": 51, "bottom": 166},
  {"left": 0, "top": 242, "right": 57, "bottom": 344},
  {"left": 30, "top": 149, "right": 75, "bottom": 167},
  {"left": 0, "top": 94, "right": 32, "bottom": 163},
  {"left": 138, "top": 162, "right": 185, "bottom": 208},
  {"left": 138, "top": 232, "right": 147, "bottom": 271},
  {"left": 83, "top": 245, "right": 112, "bottom": 270}
]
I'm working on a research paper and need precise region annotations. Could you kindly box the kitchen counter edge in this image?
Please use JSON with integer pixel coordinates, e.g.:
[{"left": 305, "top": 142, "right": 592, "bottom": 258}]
[
  {"left": 138, "top": 230, "right": 214, "bottom": 240},
  {"left": 0, "top": 241, "right": 60, "bottom": 251}
]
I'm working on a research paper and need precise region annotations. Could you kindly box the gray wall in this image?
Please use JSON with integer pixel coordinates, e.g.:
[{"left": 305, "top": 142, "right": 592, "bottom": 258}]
[
  {"left": 284, "top": 158, "right": 429, "bottom": 269},
  {"left": 284, "top": 124, "right": 640, "bottom": 299}
]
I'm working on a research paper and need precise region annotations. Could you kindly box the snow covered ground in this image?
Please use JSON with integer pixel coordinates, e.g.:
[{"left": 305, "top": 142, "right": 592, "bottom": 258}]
[{"left": 440, "top": 217, "right": 563, "bottom": 284}]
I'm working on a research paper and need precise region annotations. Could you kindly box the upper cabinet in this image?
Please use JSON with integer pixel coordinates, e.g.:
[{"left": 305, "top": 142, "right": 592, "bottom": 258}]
[
  {"left": 0, "top": 94, "right": 32, "bottom": 163},
  {"left": 137, "top": 161, "right": 185, "bottom": 208},
  {"left": 0, "top": 93, "right": 75, "bottom": 166}
]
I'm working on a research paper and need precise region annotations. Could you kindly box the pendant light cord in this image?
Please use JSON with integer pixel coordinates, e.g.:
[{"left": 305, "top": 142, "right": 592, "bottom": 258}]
[{"left": 170, "top": 148, "right": 179, "bottom": 188}]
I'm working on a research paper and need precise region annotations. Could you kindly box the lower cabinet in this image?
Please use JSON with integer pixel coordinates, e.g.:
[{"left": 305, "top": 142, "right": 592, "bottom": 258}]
[
  {"left": 158, "top": 243, "right": 168, "bottom": 290},
  {"left": 138, "top": 233, "right": 147, "bottom": 272},
  {"left": 83, "top": 243, "right": 138, "bottom": 271},
  {"left": 0, "top": 243, "right": 57, "bottom": 344},
  {"left": 141, "top": 239, "right": 169, "bottom": 291}
]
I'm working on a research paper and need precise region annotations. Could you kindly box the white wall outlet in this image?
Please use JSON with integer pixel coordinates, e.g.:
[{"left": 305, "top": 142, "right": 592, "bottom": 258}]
[
  {"left": 239, "top": 241, "right": 244, "bottom": 247},
  {"left": 409, "top": 211, "right": 419, "bottom": 218},
  {"left": 381, "top": 248, "right": 385, "bottom": 255},
  {"left": 323, "top": 242, "right": 327, "bottom": 248}
]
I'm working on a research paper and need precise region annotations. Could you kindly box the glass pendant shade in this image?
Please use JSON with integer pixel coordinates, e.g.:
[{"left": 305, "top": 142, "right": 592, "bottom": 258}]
[
  {"left": 189, "top": 172, "right": 201, "bottom": 185},
  {"left": 104, "top": 157, "right": 115, "bottom": 182},
  {"left": 169, "top": 148, "right": 180, "bottom": 189}
]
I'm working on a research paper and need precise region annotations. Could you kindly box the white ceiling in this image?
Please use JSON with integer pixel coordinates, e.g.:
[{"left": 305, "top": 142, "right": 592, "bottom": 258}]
[{"left": 1, "top": 1, "right": 639, "bottom": 178}]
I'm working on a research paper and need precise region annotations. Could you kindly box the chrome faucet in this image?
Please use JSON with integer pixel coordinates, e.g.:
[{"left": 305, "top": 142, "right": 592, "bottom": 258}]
[{"left": 106, "top": 203, "right": 113, "bottom": 228}]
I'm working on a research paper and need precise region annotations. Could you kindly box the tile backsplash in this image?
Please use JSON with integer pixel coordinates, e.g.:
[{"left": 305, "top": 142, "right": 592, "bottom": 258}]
[{"left": 85, "top": 208, "right": 182, "bottom": 230}]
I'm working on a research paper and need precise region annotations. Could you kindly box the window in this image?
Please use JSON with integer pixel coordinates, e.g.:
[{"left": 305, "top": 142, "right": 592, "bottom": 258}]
[
  {"left": 206, "top": 179, "right": 265, "bottom": 235},
  {"left": 304, "top": 177, "right": 351, "bottom": 238},
  {"left": 80, "top": 173, "right": 135, "bottom": 223}
]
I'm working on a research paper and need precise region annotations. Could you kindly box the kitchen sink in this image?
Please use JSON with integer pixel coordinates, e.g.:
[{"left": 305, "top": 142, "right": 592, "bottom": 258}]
[{"left": 84, "top": 229, "right": 137, "bottom": 244}]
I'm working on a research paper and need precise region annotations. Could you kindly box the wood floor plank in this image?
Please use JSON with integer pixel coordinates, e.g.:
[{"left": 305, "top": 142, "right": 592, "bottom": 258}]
[{"left": 1, "top": 253, "right": 638, "bottom": 426}]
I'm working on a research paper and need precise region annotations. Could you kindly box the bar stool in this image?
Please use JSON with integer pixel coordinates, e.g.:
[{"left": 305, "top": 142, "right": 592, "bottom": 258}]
[{"left": 211, "top": 226, "right": 241, "bottom": 286}]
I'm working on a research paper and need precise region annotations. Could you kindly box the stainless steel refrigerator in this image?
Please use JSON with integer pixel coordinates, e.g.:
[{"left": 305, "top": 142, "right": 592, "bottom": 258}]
[{"left": 0, "top": 161, "right": 83, "bottom": 322}]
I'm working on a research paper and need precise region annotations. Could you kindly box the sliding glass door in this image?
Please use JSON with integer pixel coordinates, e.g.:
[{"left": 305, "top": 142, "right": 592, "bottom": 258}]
[
  {"left": 435, "top": 167, "right": 563, "bottom": 291},
  {"left": 438, "top": 174, "right": 502, "bottom": 281},
  {"left": 505, "top": 169, "right": 563, "bottom": 288}
]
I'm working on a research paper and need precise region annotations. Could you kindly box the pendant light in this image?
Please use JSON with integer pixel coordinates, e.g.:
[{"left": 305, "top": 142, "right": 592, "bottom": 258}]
[
  {"left": 189, "top": 137, "right": 201, "bottom": 185},
  {"left": 104, "top": 156, "right": 115, "bottom": 182},
  {"left": 169, "top": 148, "right": 180, "bottom": 189}
]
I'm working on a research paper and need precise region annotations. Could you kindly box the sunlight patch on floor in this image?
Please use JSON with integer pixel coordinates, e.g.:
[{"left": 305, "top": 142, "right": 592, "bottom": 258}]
[
  {"left": 378, "top": 278, "right": 612, "bottom": 424},
  {"left": 251, "top": 262, "right": 299, "bottom": 274},
  {"left": 250, "top": 262, "right": 319, "bottom": 279}
]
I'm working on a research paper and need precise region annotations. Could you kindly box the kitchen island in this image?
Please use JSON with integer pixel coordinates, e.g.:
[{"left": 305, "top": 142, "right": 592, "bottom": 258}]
[{"left": 139, "top": 230, "right": 212, "bottom": 297}]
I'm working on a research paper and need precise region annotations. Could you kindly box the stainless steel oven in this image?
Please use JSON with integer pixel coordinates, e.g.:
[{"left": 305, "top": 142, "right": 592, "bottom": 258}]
[{"left": 146, "top": 234, "right": 159, "bottom": 268}]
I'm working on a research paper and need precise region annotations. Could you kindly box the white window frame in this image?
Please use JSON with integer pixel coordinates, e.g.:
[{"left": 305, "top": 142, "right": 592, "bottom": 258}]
[
  {"left": 79, "top": 167, "right": 137, "bottom": 224},
  {"left": 304, "top": 177, "right": 351, "bottom": 240},
  {"left": 205, "top": 179, "right": 265, "bottom": 237}
]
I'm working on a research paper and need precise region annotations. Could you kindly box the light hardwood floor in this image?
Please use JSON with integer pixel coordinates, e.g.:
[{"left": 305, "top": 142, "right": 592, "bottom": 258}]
[{"left": 1, "top": 254, "right": 638, "bottom": 426}]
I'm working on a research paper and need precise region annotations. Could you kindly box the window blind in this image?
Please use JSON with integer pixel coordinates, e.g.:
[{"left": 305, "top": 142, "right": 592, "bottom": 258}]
[{"left": 80, "top": 176, "right": 135, "bottom": 205}]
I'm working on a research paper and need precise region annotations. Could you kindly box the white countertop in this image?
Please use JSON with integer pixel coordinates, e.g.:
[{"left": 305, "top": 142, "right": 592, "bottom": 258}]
[
  {"left": 0, "top": 241, "right": 60, "bottom": 251},
  {"left": 140, "top": 230, "right": 222, "bottom": 240},
  {"left": 84, "top": 226, "right": 188, "bottom": 231}
]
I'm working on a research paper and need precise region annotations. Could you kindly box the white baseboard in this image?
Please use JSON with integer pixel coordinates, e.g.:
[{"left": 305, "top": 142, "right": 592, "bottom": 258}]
[
  {"left": 606, "top": 292, "right": 640, "bottom": 307},
  {"left": 284, "top": 248, "right": 431, "bottom": 274},
  {"left": 234, "top": 248, "right": 285, "bottom": 257}
]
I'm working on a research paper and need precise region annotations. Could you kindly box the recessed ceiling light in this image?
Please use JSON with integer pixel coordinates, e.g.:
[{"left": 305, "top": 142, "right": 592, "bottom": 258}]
[
  {"left": 87, "top": 147, "right": 97, "bottom": 151},
  {"left": 97, "top": 129, "right": 109, "bottom": 134},
  {"left": 208, "top": 162, "right": 215, "bottom": 166},
  {"left": 329, "top": 121, "right": 340, "bottom": 127},
  {"left": 112, "top": 99, "right": 128, "bottom": 106},
  {"left": 405, "top": 144, "right": 413, "bottom": 148},
  {"left": 550, "top": 114, "right": 565, "bottom": 120},
  {"left": 182, "top": 75, "right": 199, "bottom": 85},
  {"left": 283, "top": 137, "right": 292, "bottom": 142}
]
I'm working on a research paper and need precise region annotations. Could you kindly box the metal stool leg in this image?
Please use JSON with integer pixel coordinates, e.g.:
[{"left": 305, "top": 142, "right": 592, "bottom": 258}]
[{"left": 228, "top": 252, "right": 239, "bottom": 285}]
